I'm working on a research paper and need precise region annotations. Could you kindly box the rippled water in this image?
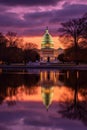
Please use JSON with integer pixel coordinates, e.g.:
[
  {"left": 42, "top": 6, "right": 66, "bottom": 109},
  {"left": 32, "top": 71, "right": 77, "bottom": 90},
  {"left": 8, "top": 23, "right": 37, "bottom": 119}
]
[{"left": 0, "top": 69, "right": 87, "bottom": 130}]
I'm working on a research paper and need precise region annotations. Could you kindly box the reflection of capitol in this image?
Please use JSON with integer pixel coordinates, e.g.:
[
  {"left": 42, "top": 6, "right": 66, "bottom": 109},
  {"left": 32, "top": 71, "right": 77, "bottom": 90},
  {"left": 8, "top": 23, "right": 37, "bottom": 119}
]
[
  {"left": 40, "top": 71, "right": 61, "bottom": 86},
  {"left": 40, "top": 71, "right": 62, "bottom": 110},
  {"left": 3, "top": 70, "right": 63, "bottom": 109},
  {"left": 0, "top": 70, "right": 87, "bottom": 110}
]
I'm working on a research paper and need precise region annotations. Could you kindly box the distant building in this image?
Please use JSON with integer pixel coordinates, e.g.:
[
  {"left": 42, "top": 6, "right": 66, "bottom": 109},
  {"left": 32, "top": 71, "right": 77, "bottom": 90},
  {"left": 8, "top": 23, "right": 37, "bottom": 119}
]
[
  {"left": 40, "top": 70, "right": 63, "bottom": 110},
  {"left": 39, "top": 27, "right": 59, "bottom": 62}
]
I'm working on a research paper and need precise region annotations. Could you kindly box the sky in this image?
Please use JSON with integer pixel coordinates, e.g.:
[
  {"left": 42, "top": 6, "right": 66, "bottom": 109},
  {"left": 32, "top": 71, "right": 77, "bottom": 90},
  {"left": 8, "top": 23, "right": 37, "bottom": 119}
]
[{"left": 0, "top": 0, "right": 87, "bottom": 48}]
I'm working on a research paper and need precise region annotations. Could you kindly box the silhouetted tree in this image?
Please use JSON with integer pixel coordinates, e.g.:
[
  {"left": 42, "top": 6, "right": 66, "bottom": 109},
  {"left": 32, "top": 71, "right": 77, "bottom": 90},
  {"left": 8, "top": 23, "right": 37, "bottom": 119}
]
[
  {"left": 24, "top": 42, "right": 38, "bottom": 50},
  {"left": 57, "top": 53, "right": 65, "bottom": 63},
  {"left": 30, "top": 50, "right": 40, "bottom": 62},
  {"left": 59, "top": 14, "right": 87, "bottom": 64},
  {"left": 23, "top": 49, "right": 40, "bottom": 63},
  {"left": 64, "top": 46, "right": 87, "bottom": 63},
  {"left": 3, "top": 47, "right": 23, "bottom": 64},
  {"left": 0, "top": 33, "right": 7, "bottom": 62},
  {"left": 6, "top": 32, "right": 19, "bottom": 47}
]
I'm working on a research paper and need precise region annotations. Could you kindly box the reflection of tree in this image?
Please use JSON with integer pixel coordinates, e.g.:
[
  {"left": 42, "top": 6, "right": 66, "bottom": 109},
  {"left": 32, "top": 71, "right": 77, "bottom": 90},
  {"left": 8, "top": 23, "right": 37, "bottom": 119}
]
[
  {"left": 59, "top": 70, "right": 87, "bottom": 88},
  {"left": 7, "top": 100, "right": 16, "bottom": 106},
  {"left": 0, "top": 72, "right": 40, "bottom": 105},
  {"left": 58, "top": 70, "right": 87, "bottom": 126},
  {"left": 24, "top": 74, "right": 40, "bottom": 87},
  {"left": 23, "top": 74, "right": 40, "bottom": 95}
]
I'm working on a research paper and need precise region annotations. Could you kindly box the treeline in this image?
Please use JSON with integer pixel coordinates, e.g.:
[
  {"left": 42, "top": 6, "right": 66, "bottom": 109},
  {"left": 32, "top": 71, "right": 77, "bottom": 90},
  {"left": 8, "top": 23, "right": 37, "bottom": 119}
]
[
  {"left": 58, "top": 47, "right": 87, "bottom": 63},
  {"left": 0, "top": 32, "right": 40, "bottom": 64}
]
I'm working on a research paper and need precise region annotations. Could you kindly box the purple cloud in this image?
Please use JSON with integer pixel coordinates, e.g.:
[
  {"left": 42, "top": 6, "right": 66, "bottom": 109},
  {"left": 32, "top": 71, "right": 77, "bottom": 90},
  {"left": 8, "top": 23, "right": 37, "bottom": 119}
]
[
  {"left": 50, "top": 4, "right": 87, "bottom": 24},
  {"left": 0, "top": 1, "right": 87, "bottom": 36},
  {"left": 0, "top": 0, "right": 61, "bottom": 6},
  {"left": 0, "top": 13, "right": 26, "bottom": 27}
]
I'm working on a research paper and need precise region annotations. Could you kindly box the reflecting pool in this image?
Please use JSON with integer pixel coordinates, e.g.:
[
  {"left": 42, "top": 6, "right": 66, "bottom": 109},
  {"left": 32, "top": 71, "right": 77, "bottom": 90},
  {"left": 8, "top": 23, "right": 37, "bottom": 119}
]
[{"left": 0, "top": 69, "right": 87, "bottom": 130}]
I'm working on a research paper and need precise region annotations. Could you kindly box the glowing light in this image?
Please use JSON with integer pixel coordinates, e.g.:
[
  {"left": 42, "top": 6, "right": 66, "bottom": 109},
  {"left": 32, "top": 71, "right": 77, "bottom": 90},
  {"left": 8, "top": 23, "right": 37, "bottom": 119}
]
[{"left": 23, "top": 36, "right": 61, "bottom": 49}]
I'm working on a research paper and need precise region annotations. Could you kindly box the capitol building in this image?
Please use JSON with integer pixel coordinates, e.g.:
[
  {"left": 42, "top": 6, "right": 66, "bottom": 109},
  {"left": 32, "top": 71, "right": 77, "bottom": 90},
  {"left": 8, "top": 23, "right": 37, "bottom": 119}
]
[{"left": 39, "top": 27, "right": 63, "bottom": 62}]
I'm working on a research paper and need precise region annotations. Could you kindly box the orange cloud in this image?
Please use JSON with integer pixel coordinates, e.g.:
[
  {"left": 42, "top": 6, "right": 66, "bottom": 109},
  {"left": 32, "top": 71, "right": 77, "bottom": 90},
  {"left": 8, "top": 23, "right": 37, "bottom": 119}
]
[{"left": 23, "top": 36, "right": 62, "bottom": 49}]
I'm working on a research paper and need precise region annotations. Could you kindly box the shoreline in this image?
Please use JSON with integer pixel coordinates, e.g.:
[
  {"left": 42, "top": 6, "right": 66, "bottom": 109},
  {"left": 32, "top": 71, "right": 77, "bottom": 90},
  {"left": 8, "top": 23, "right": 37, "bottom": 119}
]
[{"left": 0, "top": 64, "right": 87, "bottom": 70}]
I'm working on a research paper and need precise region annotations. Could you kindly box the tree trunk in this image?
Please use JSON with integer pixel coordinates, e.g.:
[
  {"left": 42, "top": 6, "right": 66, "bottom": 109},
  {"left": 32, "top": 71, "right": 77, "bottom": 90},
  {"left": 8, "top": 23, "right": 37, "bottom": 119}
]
[
  {"left": 74, "top": 36, "right": 79, "bottom": 65},
  {"left": 74, "top": 72, "right": 78, "bottom": 108}
]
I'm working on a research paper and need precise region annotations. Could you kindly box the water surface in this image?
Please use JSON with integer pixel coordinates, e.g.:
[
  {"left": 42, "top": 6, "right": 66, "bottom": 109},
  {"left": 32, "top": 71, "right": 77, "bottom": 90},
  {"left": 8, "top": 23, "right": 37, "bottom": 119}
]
[{"left": 0, "top": 69, "right": 87, "bottom": 130}]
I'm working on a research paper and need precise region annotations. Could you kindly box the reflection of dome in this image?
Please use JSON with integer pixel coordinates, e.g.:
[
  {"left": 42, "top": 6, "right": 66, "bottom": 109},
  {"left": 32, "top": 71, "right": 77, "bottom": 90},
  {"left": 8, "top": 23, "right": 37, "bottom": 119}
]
[
  {"left": 41, "top": 87, "right": 54, "bottom": 110},
  {"left": 41, "top": 27, "right": 54, "bottom": 49},
  {"left": 58, "top": 48, "right": 63, "bottom": 51}
]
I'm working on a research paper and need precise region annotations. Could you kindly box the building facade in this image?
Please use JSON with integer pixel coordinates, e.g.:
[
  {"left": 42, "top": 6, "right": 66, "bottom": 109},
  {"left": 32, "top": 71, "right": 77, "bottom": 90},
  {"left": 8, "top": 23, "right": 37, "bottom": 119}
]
[{"left": 39, "top": 27, "right": 58, "bottom": 62}]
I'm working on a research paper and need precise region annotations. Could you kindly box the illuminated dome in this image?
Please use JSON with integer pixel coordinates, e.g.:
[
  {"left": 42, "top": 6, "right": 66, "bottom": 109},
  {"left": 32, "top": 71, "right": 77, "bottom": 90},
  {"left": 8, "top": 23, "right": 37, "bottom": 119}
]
[{"left": 41, "top": 27, "right": 54, "bottom": 49}]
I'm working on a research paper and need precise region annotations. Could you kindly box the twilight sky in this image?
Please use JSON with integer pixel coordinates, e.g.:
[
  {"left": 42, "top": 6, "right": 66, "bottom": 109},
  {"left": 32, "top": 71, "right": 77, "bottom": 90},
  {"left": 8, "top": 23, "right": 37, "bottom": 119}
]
[{"left": 0, "top": 0, "right": 87, "bottom": 48}]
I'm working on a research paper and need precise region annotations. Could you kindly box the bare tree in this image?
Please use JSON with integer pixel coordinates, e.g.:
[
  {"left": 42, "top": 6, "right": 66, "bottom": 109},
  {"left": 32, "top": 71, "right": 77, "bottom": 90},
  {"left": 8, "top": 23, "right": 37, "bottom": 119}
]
[
  {"left": 24, "top": 42, "right": 38, "bottom": 50},
  {"left": 0, "top": 33, "right": 7, "bottom": 62},
  {"left": 6, "top": 32, "right": 19, "bottom": 47},
  {"left": 59, "top": 14, "right": 87, "bottom": 64}
]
